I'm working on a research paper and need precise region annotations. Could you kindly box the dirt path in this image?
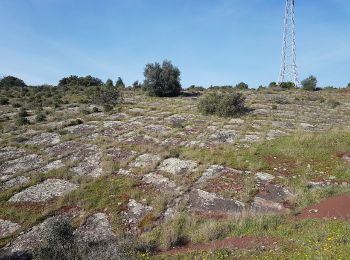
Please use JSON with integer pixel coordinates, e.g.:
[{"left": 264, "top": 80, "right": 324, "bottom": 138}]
[{"left": 294, "top": 195, "right": 350, "bottom": 220}]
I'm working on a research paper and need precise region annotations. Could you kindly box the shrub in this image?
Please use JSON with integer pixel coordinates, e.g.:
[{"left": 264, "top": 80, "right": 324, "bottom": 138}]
[
  {"left": 143, "top": 60, "right": 181, "bottom": 97},
  {"left": 347, "top": 83, "right": 350, "bottom": 88},
  {"left": 132, "top": 80, "right": 142, "bottom": 89},
  {"left": 103, "top": 104, "right": 113, "bottom": 112},
  {"left": 92, "top": 86, "right": 121, "bottom": 107},
  {"left": 235, "top": 82, "right": 249, "bottom": 90},
  {"left": 12, "top": 102, "right": 22, "bottom": 108},
  {"left": 198, "top": 92, "right": 248, "bottom": 117},
  {"left": 0, "top": 76, "right": 27, "bottom": 88},
  {"left": 268, "top": 82, "right": 278, "bottom": 88},
  {"left": 35, "top": 112, "right": 47, "bottom": 122},
  {"left": 115, "top": 77, "right": 125, "bottom": 89},
  {"left": 92, "top": 106, "right": 99, "bottom": 113},
  {"left": 105, "top": 79, "right": 113, "bottom": 87},
  {"left": 16, "top": 116, "right": 30, "bottom": 126},
  {"left": 58, "top": 75, "right": 103, "bottom": 87},
  {"left": 279, "top": 82, "right": 296, "bottom": 89},
  {"left": 0, "top": 96, "right": 9, "bottom": 105},
  {"left": 18, "top": 107, "right": 29, "bottom": 117},
  {"left": 302, "top": 75, "right": 317, "bottom": 91},
  {"left": 32, "top": 219, "right": 78, "bottom": 260}
]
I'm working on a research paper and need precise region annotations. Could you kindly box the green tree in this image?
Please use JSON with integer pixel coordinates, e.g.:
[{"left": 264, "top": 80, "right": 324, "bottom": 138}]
[
  {"left": 143, "top": 60, "right": 181, "bottom": 97},
  {"left": 105, "top": 79, "right": 114, "bottom": 87},
  {"left": 268, "top": 82, "right": 278, "bottom": 88},
  {"left": 0, "top": 76, "right": 27, "bottom": 88},
  {"left": 235, "top": 82, "right": 249, "bottom": 90},
  {"left": 279, "top": 82, "right": 296, "bottom": 89},
  {"left": 301, "top": 75, "right": 317, "bottom": 91},
  {"left": 347, "top": 83, "right": 350, "bottom": 88},
  {"left": 132, "top": 80, "right": 142, "bottom": 89},
  {"left": 115, "top": 77, "right": 125, "bottom": 88}
]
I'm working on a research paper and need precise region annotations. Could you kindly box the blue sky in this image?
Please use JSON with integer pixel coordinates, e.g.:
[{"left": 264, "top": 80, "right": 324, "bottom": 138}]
[{"left": 0, "top": 0, "right": 349, "bottom": 88}]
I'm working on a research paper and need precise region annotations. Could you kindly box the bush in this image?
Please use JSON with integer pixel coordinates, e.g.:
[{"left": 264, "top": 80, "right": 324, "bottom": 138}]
[
  {"left": 18, "top": 107, "right": 29, "bottom": 117},
  {"left": 198, "top": 92, "right": 248, "bottom": 117},
  {"left": 115, "top": 77, "right": 125, "bottom": 89},
  {"left": 279, "top": 82, "right": 296, "bottom": 89},
  {"left": 268, "top": 82, "right": 278, "bottom": 88},
  {"left": 33, "top": 219, "right": 78, "bottom": 260},
  {"left": 302, "top": 75, "right": 317, "bottom": 91},
  {"left": 0, "top": 76, "right": 27, "bottom": 88},
  {"left": 92, "top": 85, "right": 121, "bottom": 107},
  {"left": 132, "top": 80, "right": 142, "bottom": 89},
  {"left": 103, "top": 104, "right": 113, "bottom": 112},
  {"left": 105, "top": 79, "right": 113, "bottom": 87},
  {"left": 143, "top": 60, "right": 181, "bottom": 97},
  {"left": 58, "top": 75, "right": 103, "bottom": 87},
  {"left": 35, "top": 112, "right": 47, "bottom": 122},
  {"left": 0, "top": 96, "right": 9, "bottom": 105},
  {"left": 16, "top": 116, "right": 30, "bottom": 126},
  {"left": 235, "top": 82, "right": 249, "bottom": 90}
]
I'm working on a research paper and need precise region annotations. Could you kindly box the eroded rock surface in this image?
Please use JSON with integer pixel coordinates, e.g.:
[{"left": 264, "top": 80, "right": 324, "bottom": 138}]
[
  {"left": 0, "top": 219, "right": 21, "bottom": 238},
  {"left": 9, "top": 179, "right": 78, "bottom": 203},
  {"left": 158, "top": 158, "right": 197, "bottom": 175}
]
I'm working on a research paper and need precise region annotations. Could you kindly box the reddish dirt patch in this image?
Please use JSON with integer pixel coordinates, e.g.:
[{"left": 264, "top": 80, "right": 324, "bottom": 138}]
[
  {"left": 294, "top": 195, "right": 350, "bottom": 220},
  {"left": 336, "top": 152, "right": 350, "bottom": 163},
  {"left": 159, "top": 236, "right": 276, "bottom": 255},
  {"left": 263, "top": 156, "right": 298, "bottom": 176}
]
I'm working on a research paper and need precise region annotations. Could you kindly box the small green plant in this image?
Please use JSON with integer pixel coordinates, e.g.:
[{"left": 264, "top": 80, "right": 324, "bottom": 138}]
[
  {"left": 272, "top": 104, "right": 278, "bottom": 110},
  {"left": 32, "top": 219, "right": 78, "bottom": 260},
  {"left": 92, "top": 106, "right": 99, "bottom": 113},
  {"left": 35, "top": 111, "right": 47, "bottom": 122},
  {"left": 103, "top": 104, "right": 113, "bottom": 112},
  {"left": 198, "top": 92, "right": 248, "bottom": 117},
  {"left": 0, "top": 96, "right": 9, "bottom": 105}
]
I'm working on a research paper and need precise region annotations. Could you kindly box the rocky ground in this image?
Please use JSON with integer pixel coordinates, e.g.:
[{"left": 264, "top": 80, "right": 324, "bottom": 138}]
[{"left": 0, "top": 89, "right": 350, "bottom": 258}]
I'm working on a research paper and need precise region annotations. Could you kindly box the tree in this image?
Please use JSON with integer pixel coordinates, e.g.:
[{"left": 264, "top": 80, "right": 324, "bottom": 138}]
[
  {"left": 115, "top": 77, "right": 125, "bottom": 88},
  {"left": 132, "top": 80, "right": 142, "bottom": 89},
  {"left": 347, "top": 83, "right": 350, "bottom": 88},
  {"left": 301, "top": 75, "right": 317, "bottom": 91},
  {"left": 0, "top": 76, "right": 27, "bottom": 88},
  {"left": 268, "top": 82, "right": 278, "bottom": 88},
  {"left": 143, "top": 60, "right": 181, "bottom": 97},
  {"left": 235, "top": 82, "right": 249, "bottom": 90},
  {"left": 279, "top": 82, "right": 296, "bottom": 89},
  {"left": 105, "top": 79, "right": 114, "bottom": 87},
  {"left": 92, "top": 86, "right": 121, "bottom": 107},
  {"left": 58, "top": 75, "right": 103, "bottom": 87}
]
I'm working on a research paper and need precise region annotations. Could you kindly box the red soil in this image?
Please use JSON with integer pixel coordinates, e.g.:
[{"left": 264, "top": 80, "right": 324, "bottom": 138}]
[
  {"left": 159, "top": 236, "right": 276, "bottom": 255},
  {"left": 294, "top": 195, "right": 350, "bottom": 220}
]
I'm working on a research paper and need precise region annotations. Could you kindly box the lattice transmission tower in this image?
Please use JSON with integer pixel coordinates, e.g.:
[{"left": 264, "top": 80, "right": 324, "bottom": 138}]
[{"left": 278, "top": 0, "right": 299, "bottom": 86}]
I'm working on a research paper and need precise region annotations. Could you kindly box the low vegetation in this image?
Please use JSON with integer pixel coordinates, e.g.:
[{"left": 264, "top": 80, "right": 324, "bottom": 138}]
[{"left": 198, "top": 92, "right": 249, "bottom": 117}]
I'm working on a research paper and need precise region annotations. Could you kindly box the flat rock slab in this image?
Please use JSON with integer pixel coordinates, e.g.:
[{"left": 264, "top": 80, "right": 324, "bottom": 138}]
[
  {"left": 196, "top": 165, "right": 243, "bottom": 185},
  {"left": 122, "top": 199, "right": 153, "bottom": 232},
  {"left": 0, "top": 154, "right": 44, "bottom": 177},
  {"left": 251, "top": 197, "right": 288, "bottom": 214},
  {"left": 121, "top": 134, "right": 160, "bottom": 145},
  {"left": 64, "top": 124, "right": 99, "bottom": 135},
  {"left": 36, "top": 160, "right": 65, "bottom": 174},
  {"left": 106, "top": 148, "right": 137, "bottom": 161},
  {"left": 25, "top": 132, "right": 61, "bottom": 146},
  {"left": 158, "top": 158, "right": 198, "bottom": 175},
  {"left": 8, "top": 179, "right": 78, "bottom": 203},
  {"left": 0, "top": 176, "right": 30, "bottom": 192},
  {"left": 130, "top": 154, "right": 161, "bottom": 168},
  {"left": 0, "top": 147, "right": 27, "bottom": 161},
  {"left": 7, "top": 209, "right": 80, "bottom": 253},
  {"left": 74, "top": 213, "right": 117, "bottom": 245},
  {"left": 45, "top": 141, "right": 85, "bottom": 159},
  {"left": 142, "top": 173, "right": 178, "bottom": 190},
  {"left": 209, "top": 130, "right": 236, "bottom": 143},
  {"left": 0, "top": 219, "right": 21, "bottom": 238},
  {"left": 144, "top": 124, "right": 171, "bottom": 134},
  {"left": 256, "top": 183, "right": 294, "bottom": 204},
  {"left": 71, "top": 147, "right": 103, "bottom": 177},
  {"left": 189, "top": 189, "right": 246, "bottom": 215}
]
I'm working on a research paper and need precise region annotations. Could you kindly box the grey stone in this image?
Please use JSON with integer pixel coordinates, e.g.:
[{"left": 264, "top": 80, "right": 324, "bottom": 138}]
[
  {"left": 158, "top": 158, "right": 197, "bottom": 175},
  {"left": 0, "top": 154, "right": 44, "bottom": 177},
  {"left": 130, "top": 154, "right": 161, "bottom": 168},
  {"left": 25, "top": 132, "right": 61, "bottom": 146},
  {"left": 9, "top": 179, "right": 78, "bottom": 203},
  {"left": 0, "top": 219, "right": 21, "bottom": 238}
]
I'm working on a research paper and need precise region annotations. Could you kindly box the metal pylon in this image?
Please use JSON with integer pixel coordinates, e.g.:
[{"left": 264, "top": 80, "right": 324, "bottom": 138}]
[{"left": 278, "top": 0, "right": 299, "bottom": 86}]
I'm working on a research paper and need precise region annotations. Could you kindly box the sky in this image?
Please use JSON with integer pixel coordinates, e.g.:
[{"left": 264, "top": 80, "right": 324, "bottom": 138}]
[{"left": 0, "top": 0, "right": 349, "bottom": 88}]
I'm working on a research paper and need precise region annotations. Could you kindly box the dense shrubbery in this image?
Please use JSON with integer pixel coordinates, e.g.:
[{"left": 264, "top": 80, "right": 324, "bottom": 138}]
[
  {"left": 302, "top": 75, "right": 317, "bottom": 91},
  {"left": 235, "top": 82, "right": 249, "bottom": 90},
  {"left": 198, "top": 92, "right": 248, "bottom": 117},
  {"left": 90, "top": 85, "right": 121, "bottom": 108},
  {"left": 0, "top": 76, "right": 27, "bottom": 88},
  {"left": 58, "top": 75, "right": 103, "bottom": 87},
  {"left": 143, "top": 60, "right": 182, "bottom": 97},
  {"left": 279, "top": 82, "right": 296, "bottom": 89}
]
